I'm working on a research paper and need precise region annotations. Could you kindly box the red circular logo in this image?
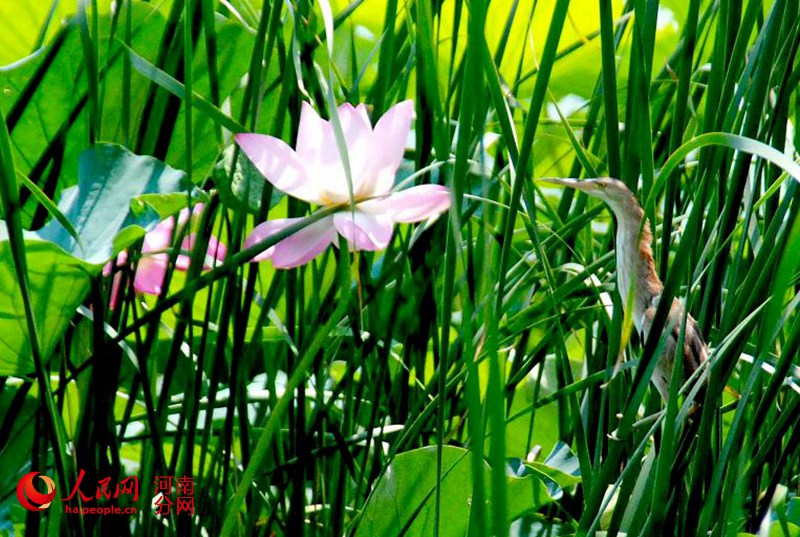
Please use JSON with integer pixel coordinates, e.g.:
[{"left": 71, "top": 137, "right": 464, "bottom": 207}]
[{"left": 16, "top": 472, "right": 56, "bottom": 511}]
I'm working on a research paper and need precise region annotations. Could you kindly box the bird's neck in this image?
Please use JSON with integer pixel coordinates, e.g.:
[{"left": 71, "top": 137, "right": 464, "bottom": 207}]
[{"left": 612, "top": 203, "right": 663, "bottom": 330}]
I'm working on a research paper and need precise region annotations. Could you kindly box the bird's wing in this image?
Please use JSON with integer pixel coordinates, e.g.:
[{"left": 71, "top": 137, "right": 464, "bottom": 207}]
[
  {"left": 640, "top": 296, "right": 708, "bottom": 376},
  {"left": 681, "top": 310, "right": 708, "bottom": 374}
]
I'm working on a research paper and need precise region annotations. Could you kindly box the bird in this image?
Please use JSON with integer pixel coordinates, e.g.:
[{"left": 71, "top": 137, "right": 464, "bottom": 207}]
[{"left": 540, "top": 177, "right": 708, "bottom": 402}]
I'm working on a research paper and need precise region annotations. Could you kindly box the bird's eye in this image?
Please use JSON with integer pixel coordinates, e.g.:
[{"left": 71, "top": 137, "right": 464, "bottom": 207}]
[{"left": 598, "top": 182, "right": 607, "bottom": 189}]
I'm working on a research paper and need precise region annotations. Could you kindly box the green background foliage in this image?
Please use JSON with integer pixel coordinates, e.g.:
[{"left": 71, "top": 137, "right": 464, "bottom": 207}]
[{"left": 0, "top": 0, "right": 799, "bottom": 535}]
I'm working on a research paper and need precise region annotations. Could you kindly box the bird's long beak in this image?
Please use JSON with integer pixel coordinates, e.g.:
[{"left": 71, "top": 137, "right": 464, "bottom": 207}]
[{"left": 538, "top": 177, "right": 588, "bottom": 191}]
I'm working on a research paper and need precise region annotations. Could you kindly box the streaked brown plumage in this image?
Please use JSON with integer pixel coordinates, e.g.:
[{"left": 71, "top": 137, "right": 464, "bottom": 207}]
[{"left": 541, "top": 177, "right": 707, "bottom": 401}]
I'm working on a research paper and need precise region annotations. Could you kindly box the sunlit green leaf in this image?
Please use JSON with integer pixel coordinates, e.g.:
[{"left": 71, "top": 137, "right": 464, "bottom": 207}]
[
  {"left": 0, "top": 143, "right": 193, "bottom": 375},
  {"left": 356, "top": 445, "right": 565, "bottom": 537}
]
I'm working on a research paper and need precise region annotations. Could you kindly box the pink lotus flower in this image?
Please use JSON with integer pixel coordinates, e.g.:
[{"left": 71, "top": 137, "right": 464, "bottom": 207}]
[
  {"left": 105, "top": 204, "right": 226, "bottom": 308},
  {"left": 235, "top": 100, "right": 451, "bottom": 268}
]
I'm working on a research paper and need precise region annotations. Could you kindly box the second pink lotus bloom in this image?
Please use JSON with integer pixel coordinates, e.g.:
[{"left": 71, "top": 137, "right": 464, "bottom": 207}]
[
  {"left": 106, "top": 204, "right": 226, "bottom": 308},
  {"left": 236, "top": 100, "right": 451, "bottom": 268}
]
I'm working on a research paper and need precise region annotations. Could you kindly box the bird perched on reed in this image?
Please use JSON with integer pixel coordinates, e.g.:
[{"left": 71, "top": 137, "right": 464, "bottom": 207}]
[{"left": 541, "top": 177, "right": 707, "bottom": 402}]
